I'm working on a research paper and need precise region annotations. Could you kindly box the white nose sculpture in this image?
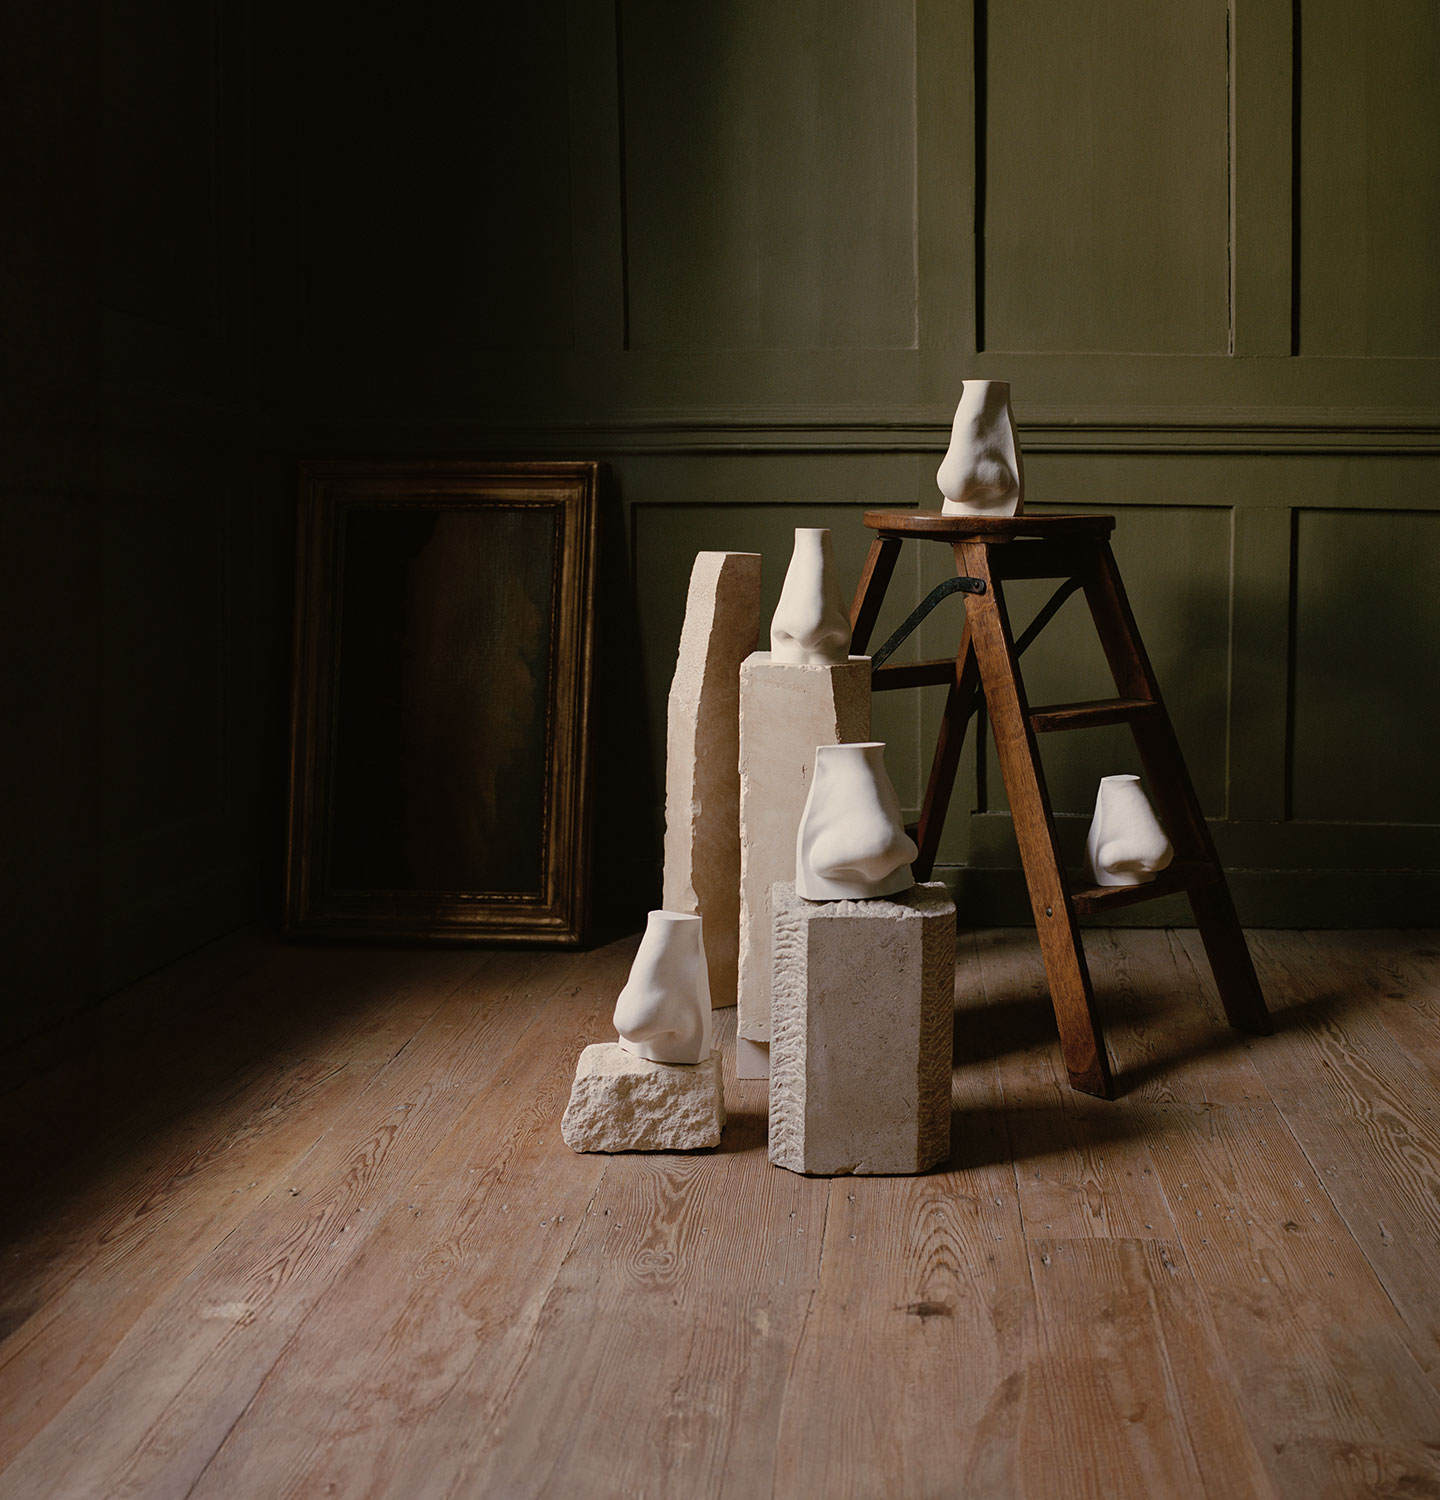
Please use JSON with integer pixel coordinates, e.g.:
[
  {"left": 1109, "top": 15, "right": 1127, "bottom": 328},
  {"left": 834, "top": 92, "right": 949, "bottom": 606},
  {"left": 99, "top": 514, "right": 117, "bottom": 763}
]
[
  {"left": 937, "top": 379, "right": 1024, "bottom": 517},
  {"left": 770, "top": 528, "right": 852, "bottom": 665},
  {"left": 796, "top": 742, "right": 918, "bottom": 901},
  {"left": 1083, "top": 774, "right": 1174, "bottom": 888},
  {"left": 613, "top": 911, "right": 714, "bottom": 1064}
]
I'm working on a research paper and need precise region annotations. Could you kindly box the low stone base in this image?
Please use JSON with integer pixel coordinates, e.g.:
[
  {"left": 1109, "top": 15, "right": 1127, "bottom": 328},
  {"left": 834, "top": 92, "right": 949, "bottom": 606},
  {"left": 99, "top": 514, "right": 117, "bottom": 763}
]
[
  {"left": 769, "top": 880, "right": 955, "bottom": 1176},
  {"left": 735, "top": 1036, "right": 770, "bottom": 1079},
  {"left": 562, "top": 1044, "right": 725, "bottom": 1153}
]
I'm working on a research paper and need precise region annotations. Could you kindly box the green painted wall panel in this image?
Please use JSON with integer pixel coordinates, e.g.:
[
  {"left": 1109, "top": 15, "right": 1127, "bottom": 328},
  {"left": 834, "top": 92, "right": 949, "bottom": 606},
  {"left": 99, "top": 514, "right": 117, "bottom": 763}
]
[
  {"left": 269, "top": 3, "right": 1440, "bottom": 923},
  {"left": 1300, "top": 0, "right": 1440, "bottom": 356},
  {"left": 1291, "top": 508, "right": 1440, "bottom": 823},
  {"left": 620, "top": 0, "right": 918, "bottom": 351},
  {"left": 983, "top": 0, "right": 1230, "bottom": 353},
  {"left": 295, "top": 5, "right": 576, "bottom": 352}
]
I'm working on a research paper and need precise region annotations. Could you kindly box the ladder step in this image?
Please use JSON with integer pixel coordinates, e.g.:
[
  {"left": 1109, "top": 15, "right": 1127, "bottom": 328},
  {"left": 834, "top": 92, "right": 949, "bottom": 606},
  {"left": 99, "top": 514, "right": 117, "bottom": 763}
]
[
  {"left": 1069, "top": 860, "right": 1220, "bottom": 915},
  {"left": 1029, "top": 697, "right": 1158, "bottom": 733},
  {"left": 872, "top": 657, "right": 956, "bottom": 691}
]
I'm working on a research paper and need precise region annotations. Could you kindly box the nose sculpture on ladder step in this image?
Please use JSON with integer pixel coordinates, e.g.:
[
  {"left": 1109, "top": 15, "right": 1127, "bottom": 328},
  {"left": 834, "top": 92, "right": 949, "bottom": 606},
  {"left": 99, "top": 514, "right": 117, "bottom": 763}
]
[
  {"left": 1083, "top": 774, "right": 1174, "bottom": 888},
  {"left": 770, "top": 528, "right": 852, "bottom": 664},
  {"left": 796, "top": 742, "right": 918, "bottom": 901},
  {"left": 937, "top": 379, "right": 1025, "bottom": 518}
]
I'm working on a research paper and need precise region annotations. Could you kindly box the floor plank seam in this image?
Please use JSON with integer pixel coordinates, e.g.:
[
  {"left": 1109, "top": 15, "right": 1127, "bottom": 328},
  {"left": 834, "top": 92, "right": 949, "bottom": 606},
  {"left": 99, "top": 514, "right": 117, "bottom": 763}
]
[
  {"left": 767, "top": 1190, "right": 831, "bottom": 1500},
  {"left": 1270, "top": 1094, "right": 1440, "bottom": 1398},
  {"left": 179, "top": 1364, "right": 274, "bottom": 1500}
]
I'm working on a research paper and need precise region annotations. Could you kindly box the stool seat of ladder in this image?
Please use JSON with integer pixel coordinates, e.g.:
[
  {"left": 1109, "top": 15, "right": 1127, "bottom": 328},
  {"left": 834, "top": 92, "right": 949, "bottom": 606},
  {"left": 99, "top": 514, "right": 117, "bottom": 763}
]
[{"left": 861, "top": 509, "right": 1117, "bottom": 542}]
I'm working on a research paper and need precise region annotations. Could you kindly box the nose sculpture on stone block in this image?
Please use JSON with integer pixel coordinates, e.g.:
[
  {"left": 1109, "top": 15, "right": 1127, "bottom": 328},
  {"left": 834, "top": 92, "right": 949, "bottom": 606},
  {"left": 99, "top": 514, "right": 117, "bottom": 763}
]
[
  {"left": 770, "top": 528, "right": 852, "bottom": 665},
  {"left": 613, "top": 910, "right": 714, "bottom": 1065},
  {"left": 795, "top": 742, "right": 918, "bottom": 901}
]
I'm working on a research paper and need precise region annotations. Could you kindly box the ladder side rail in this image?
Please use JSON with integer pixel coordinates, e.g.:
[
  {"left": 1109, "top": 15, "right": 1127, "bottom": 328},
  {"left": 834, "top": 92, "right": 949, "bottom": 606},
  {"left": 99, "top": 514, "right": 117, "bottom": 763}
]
[
  {"left": 910, "top": 627, "right": 981, "bottom": 881},
  {"left": 849, "top": 535, "right": 902, "bottom": 654},
  {"left": 1083, "top": 543, "right": 1271, "bottom": 1034},
  {"left": 957, "top": 540, "right": 1114, "bottom": 1098}
]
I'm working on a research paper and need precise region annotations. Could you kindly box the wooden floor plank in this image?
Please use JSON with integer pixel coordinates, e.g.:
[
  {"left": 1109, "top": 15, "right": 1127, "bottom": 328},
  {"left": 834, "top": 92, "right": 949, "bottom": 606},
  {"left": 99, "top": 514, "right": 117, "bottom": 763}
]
[
  {"left": 0, "top": 946, "right": 504, "bottom": 1469},
  {"left": 0, "top": 930, "right": 330, "bottom": 1196},
  {"left": 0, "top": 943, "right": 490, "bottom": 1336},
  {"left": 0, "top": 945, "right": 593, "bottom": 1500},
  {"left": 1274, "top": 1101, "right": 1440, "bottom": 1396},
  {"left": 1087, "top": 927, "right": 1270, "bottom": 1105},
  {"left": 1, "top": 928, "right": 1439, "bottom": 1499},
  {"left": 1302, "top": 929, "right": 1440, "bottom": 1091},
  {"left": 461, "top": 1096, "right": 827, "bottom": 1499},
  {"left": 1023, "top": 1236, "right": 1277, "bottom": 1500},
  {"left": 1140, "top": 1099, "right": 1440, "bottom": 1498},
  {"left": 973, "top": 929, "right": 1174, "bottom": 1240},
  {"left": 178, "top": 942, "right": 636, "bottom": 1500},
  {"left": 773, "top": 1167, "right": 1031, "bottom": 1500},
  {"left": 1239, "top": 931, "right": 1440, "bottom": 1398}
]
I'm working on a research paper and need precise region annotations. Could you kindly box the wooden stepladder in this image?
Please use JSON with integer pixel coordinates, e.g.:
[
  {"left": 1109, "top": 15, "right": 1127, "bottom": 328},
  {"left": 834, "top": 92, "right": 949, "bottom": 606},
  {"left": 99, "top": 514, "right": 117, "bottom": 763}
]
[{"left": 850, "top": 510, "right": 1271, "bottom": 1098}]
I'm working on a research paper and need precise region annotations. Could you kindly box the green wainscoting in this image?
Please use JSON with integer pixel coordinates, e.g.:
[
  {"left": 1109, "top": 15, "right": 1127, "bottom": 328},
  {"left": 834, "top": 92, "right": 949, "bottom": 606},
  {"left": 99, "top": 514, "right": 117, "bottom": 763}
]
[{"left": 277, "top": 0, "right": 1440, "bottom": 926}]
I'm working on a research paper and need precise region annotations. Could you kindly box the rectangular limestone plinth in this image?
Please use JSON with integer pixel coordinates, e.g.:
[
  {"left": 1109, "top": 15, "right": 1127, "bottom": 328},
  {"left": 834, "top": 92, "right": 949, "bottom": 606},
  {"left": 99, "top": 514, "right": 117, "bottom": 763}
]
[
  {"left": 769, "top": 881, "right": 955, "bottom": 1176},
  {"left": 737, "top": 654, "right": 870, "bottom": 1062},
  {"left": 562, "top": 1044, "right": 725, "bottom": 1152}
]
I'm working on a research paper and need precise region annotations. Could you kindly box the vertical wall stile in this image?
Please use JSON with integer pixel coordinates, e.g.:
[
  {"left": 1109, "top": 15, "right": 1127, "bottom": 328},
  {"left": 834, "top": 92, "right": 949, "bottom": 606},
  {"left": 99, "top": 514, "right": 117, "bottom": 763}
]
[
  {"left": 566, "top": 0, "right": 628, "bottom": 354},
  {"left": 1225, "top": 505, "right": 1294, "bottom": 823},
  {"left": 1229, "top": 0, "right": 1295, "bottom": 357},
  {"left": 915, "top": 0, "right": 975, "bottom": 368}
]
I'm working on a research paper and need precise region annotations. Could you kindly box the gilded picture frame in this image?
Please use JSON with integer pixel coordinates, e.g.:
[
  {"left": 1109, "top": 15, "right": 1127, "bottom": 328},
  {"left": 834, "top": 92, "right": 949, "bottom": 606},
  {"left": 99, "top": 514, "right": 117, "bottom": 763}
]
[{"left": 285, "top": 461, "right": 600, "bottom": 944}]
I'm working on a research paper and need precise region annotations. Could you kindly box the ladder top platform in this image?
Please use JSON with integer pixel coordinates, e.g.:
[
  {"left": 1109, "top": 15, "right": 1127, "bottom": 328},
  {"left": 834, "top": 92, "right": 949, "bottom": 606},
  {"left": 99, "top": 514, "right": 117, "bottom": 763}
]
[{"left": 862, "top": 509, "right": 1117, "bottom": 541}]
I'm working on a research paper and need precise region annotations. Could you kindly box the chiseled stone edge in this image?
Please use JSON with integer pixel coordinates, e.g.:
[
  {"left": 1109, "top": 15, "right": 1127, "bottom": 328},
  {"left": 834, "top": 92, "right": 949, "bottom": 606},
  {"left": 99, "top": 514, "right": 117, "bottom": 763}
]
[
  {"left": 916, "top": 887, "right": 957, "bottom": 1173},
  {"left": 767, "top": 890, "right": 809, "bottom": 1172}
]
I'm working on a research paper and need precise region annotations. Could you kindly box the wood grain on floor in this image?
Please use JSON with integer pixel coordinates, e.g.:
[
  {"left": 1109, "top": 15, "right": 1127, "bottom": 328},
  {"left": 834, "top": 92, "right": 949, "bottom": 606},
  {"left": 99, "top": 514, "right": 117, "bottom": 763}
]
[{"left": 2, "top": 928, "right": 1439, "bottom": 1499}]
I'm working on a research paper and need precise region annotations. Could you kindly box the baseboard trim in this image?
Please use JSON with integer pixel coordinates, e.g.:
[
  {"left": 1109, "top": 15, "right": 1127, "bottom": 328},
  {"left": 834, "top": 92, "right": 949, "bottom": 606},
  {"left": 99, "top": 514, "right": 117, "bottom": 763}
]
[{"left": 940, "top": 864, "right": 1440, "bottom": 928}]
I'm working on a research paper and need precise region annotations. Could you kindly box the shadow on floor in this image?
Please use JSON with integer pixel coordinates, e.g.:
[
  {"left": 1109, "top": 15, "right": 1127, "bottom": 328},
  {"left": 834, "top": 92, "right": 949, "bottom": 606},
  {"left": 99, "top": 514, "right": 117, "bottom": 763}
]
[{"left": 0, "top": 930, "right": 644, "bottom": 1269}]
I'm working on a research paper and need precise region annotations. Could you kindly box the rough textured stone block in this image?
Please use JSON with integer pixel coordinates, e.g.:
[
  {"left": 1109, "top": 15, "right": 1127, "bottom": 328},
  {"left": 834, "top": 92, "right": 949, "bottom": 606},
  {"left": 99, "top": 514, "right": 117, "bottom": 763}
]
[
  {"left": 662, "top": 552, "right": 763, "bottom": 1009},
  {"left": 737, "top": 654, "right": 870, "bottom": 1062},
  {"left": 769, "top": 881, "right": 955, "bottom": 1176},
  {"left": 562, "top": 1044, "right": 725, "bottom": 1152}
]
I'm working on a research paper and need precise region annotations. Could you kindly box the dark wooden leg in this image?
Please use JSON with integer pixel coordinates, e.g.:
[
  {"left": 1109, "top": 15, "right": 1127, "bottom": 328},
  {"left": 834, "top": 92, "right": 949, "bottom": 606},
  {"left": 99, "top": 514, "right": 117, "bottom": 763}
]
[
  {"left": 1081, "top": 543, "right": 1271, "bottom": 1035},
  {"left": 911, "top": 627, "right": 981, "bottom": 881},
  {"left": 1187, "top": 882, "right": 1272, "bottom": 1034},
  {"left": 958, "top": 541, "right": 1114, "bottom": 1098},
  {"left": 849, "top": 536, "right": 902, "bottom": 653}
]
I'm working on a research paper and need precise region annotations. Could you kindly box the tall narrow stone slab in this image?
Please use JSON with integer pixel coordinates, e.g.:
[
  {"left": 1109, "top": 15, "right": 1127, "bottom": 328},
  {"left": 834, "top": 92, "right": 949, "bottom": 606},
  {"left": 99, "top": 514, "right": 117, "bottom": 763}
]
[
  {"left": 662, "top": 552, "right": 762, "bottom": 1008},
  {"left": 769, "top": 880, "right": 955, "bottom": 1176},
  {"left": 736, "top": 654, "right": 870, "bottom": 1070}
]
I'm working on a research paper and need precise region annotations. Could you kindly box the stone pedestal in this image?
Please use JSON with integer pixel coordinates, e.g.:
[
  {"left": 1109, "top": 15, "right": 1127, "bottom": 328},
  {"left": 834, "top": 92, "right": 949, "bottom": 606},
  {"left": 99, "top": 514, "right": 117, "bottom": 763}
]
[
  {"left": 737, "top": 653, "right": 870, "bottom": 1076},
  {"left": 769, "top": 881, "right": 955, "bottom": 1176},
  {"left": 562, "top": 1044, "right": 725, "bottom": 1152},
  {"left": 662, "top": 552, "right": 762, "bottom": 1009}
]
